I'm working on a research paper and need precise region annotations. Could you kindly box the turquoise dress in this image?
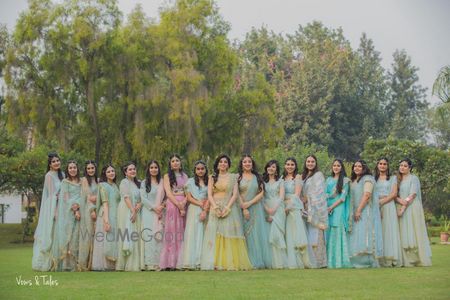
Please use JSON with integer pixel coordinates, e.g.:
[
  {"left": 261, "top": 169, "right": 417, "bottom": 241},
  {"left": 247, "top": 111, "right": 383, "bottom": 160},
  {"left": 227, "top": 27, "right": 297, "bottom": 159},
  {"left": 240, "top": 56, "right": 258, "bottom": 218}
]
[
  {"left": 239, "top": 175, "right": 272, "bottom": 269},
  {"left": 374, "top": 176, "right": 403, "bottom": 267},
  {"left": 78, "top": 178, "right": 98, "bottom": 271},
  {"left": 178, "top": 178, "right": 208, "bottom": 269},
  {"left": 283, "top": 177, "right": 313, "bottom": 269},
  {"left": 398, "top": 174, "right": 432, "bottom": 267},
  {"left": 263, "top": 179, "right": 287, "bottom": 269},
  {"left": 349, "top": 175, "right": 382, "bottom": 268},
  {"left": 116, "top": 178, "right": 142, "bottom": 271},
  {"left": 32, "top": 171, "right": 63, "bottom": 271},
  {"left": 52, "top": 179, "right": 81, "bottom": 271},
  {"left": 92, "top": 182, "right": 121, "bottom": 270},
  {"left": 325, "top": 177, "right": 352, "bottom": 268}
]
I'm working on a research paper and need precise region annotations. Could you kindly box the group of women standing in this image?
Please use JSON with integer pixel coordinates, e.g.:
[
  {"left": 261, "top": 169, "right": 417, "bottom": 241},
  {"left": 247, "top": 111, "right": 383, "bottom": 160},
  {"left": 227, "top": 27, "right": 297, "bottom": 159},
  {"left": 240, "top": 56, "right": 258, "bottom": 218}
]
[{"left": 32, "top": 152, "right": 432, "bottom": 272}]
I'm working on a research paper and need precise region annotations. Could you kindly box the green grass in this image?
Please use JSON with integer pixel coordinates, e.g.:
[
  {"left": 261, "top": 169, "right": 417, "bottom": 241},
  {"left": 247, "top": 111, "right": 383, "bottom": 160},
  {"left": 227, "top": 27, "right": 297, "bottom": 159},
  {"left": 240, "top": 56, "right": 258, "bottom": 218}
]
[{"left": 1, "top": 224, "right": 449, "bottom": 299}]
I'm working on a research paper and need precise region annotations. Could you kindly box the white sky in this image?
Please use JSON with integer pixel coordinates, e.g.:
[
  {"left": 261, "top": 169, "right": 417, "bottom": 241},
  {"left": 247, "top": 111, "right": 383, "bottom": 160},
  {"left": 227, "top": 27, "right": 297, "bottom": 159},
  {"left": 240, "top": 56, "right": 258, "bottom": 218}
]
[{"left": 1, "top": 0, "right": 449, "bottom": 105}]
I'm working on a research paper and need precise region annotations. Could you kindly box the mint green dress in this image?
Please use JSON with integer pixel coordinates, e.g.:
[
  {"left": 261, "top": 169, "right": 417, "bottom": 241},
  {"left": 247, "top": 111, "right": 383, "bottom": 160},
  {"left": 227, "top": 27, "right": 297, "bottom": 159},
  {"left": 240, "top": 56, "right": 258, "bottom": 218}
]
[
  {"left": 78, "top": 178, "right": 98, "bottom": 271},
  {"left": 325, "top": 177, "right": 352, "bottom": 268}
]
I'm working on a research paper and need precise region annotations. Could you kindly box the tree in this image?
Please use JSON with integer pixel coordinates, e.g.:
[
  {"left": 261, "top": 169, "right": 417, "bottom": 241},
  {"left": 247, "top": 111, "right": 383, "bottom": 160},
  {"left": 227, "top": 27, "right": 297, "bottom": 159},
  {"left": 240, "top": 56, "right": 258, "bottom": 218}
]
[
  {"left": 428, "top": 102, "right": 450, "bottom": 149},
  {"left": 432, "top": 65, "right": 449, "bottom": 103}
]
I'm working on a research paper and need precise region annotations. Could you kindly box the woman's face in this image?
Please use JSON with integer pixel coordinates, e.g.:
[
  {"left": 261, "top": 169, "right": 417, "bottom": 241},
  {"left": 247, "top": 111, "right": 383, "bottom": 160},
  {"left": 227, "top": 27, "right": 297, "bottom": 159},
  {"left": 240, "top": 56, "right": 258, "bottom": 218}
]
[
  {"left": 242, "top": 157, "right": 253, "bottom": 172},
  {"left": 195, "top": 163, "right": 206, "bottom": 177},
  {"left": 126, "top": 164, "right": 136, "bottom": 178},
  {"left": 266, "top": 163, "right": 277, "bottom": 176},
  {"left": 50, "top": 157, "right": 61, "bottom": 171},
  {"left": 170, "top": 157, "right": 181, "bottom": 171},
  {"left": 353, "top": 162, "right": 363, "bottom": 176},
  {"left": 399, "top": 161, "right": 411, "bottom": 175},
  {"left": 284, "top": 160, "right": 296, "bottom": 175},
  {"left": 105, "top": 166, "right": 115, "bottom": 181},
  {"left": 149, "top": 163, "right": 159, "bottom": 177},
  {"left": 218, "top": 158, "right": 229, "bottom": 172},
  {"left": 68, "top": 163, "right": 78, "bottom": 178},
  {"left": 86, "top": 163, "right": 96, "bottom": 177},
  {"left": 377, "top": 159, "right": 388, "bottom": 173},
  {"left": 306, "top": 156, "right": 316, "bottom": 171},
  {"left": 332, "top": 161, "right": 342, "bottom": 176}
]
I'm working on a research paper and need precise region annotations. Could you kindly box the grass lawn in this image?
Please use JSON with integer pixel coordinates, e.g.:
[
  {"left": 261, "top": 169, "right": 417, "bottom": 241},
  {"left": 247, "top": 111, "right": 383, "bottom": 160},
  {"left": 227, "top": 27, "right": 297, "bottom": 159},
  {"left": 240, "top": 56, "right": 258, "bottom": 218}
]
[{"left": 0, "top": 224, "right": 449, "bottom": 299}]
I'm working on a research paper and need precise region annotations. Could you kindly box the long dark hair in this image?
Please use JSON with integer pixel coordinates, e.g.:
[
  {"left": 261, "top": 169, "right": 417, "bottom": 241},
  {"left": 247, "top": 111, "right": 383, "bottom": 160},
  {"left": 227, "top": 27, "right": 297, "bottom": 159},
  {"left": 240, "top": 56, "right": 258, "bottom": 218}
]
[
  {"left": 301, "top": 154, "right": 319, "bottom": 181},
  {"left": 193, "top": 160, "right": 209, "bottom": 188},
  {"left": 375, "top": 157, "right": 391, "bottom": 181},
  {"left": 65, "top": 160, "right": 80, "bottom": 182},
  {"left": 145, "top": 160, "right": 161, "bottom": 193},
  {"left": 263, "top": 160, "right": 280, "bottom": 183},
  {"left": 397, "top": 158, "right": 413, "bottom": 193},
  {"left": 84, "top": 160, "right": 98, "bottom": 186},
  {"left": 283, "top": 157, "right": 298, "bottom": 179},
  {"left": 213, "top": 154, "right": 231, "bottom": 186},
  {"left": 237, "top": 154, "right": 263, "bottom": 192},
  {"left": 330, "top": 159, "right": 346, "bottom": 194},
  {"left": 100, "top": 164, "right": 116, "bottom": 183},
  {"left": 167, "top": 154, "right": 185, "bottom": 188},
  {"left": 122, "top": 161, "right": 140, "bottom": 188},
  {"left": 351, "top": 159, "right": 371, "bottom": 182},
  {"left": 47, "top": 152, "right": 64, "bottom": 180}
]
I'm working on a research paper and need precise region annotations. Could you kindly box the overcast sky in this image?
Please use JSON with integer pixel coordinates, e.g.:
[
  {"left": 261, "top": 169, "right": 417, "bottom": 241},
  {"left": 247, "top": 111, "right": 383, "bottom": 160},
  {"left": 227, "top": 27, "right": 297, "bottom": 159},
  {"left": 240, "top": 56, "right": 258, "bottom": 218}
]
[{"left": 1, "top": 0, "right": 449, "bottom": 105}]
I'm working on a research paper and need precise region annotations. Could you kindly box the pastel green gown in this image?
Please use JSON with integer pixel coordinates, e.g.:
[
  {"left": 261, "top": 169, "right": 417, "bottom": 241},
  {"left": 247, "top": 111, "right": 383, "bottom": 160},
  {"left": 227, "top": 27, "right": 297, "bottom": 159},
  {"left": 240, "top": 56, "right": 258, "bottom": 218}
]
[
  {"left": 263, "top": 179, "right": 287, "bottom": 269},
  {"left": 78, "top": 178, "right": 98, "bottom": 271},
  {"left": 92, "top": 182, "right": 121, "bottom": 271},
  {"left": 32, "top": 171, "right": 63, "bottom": 271},
  {"left": 325, "top": 177, "right": 352, "bottom": 268},
  {"left": 239, "top": 175, "right": 272, "bottom": 269},
  {"left": 52, "top": 179, "right": 81, "bottom": 271},
  {"left": 374, "top": 176, "right": 403, "bottom": 267},
  {"left": 398, "top": 174, "right": 432, "bottom": 267},
  {"left": 116, "top": 178, "right": 142, "bottom": 271}
]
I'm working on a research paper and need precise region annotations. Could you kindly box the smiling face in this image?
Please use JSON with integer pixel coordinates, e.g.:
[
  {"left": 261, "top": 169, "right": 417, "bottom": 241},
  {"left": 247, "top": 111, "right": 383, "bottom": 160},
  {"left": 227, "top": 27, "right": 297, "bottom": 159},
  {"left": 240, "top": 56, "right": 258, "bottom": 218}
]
[
  {"left": 305, "top": 156, "right": 316, "bottom": 171},
  {"left": 50, "top": 157, "right": 61, "bottom": 171},
  {"left": 86, "top": 163, "right": 96, "bottom": 177},
  {"left": 149, "top": 162, "right": 159, "bottom": 177},
  {"left": 125, "top": 164, "right": 136, "bottom": 178},
  {"left": 218, "top": 158, "right": 229, "bottom": 172},
  {"left": 353, "top": 162, "right": 363, "bottom": 176},
  {"left": 266, "top": 163, "right": 277, "bottom": 176},
  {"left": 332, "top": 160, "right": 342, "bottom": 176},
  {"left": 67, "top": 162, "right": 78, "bottom": 179},
  {"left": 377, "top": 159, "right": 388, "bottom": 173},
  {"left": 242, "top": 157, "right": 253, "bottom": 172},
  {"left": 105, "top": 166, "right": 116, "bottom": 182},
  {"left": 399, "top": 161, "right": 411, "bottom": 175},
  {"left": 284, "top": 160, "right": 296, "bottom": 175},
  {"left": 195, "top": 163, "right": 206, "bottom": 177},
  {"left": 170, "top": 157, "right": 181, "bottom": 171}
]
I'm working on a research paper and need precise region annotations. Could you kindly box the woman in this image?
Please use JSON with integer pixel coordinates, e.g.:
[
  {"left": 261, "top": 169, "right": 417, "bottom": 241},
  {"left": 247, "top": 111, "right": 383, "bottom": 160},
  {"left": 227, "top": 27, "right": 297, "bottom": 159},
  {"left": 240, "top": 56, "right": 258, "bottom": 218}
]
[
  {"left": 32, "top": 152, "right": 64, "bottom": 271},
  {"left": 301, "top": 155, "right": 328, "bottom": 268},
  {"left": 262, "top": 160, "right": 287, "bottom": 269},
  {"left": 78, "top": 160, "right": 98, "bottom": 271},
  {"left": 159, "top": 154, "right": 188, "bottom": 270},
  {"left": 396, "top": 158, "right": 432, "bottom": 267},
  {"left": 116, "top": 162, "right": 142, "bottom": 271},
  {"left": 201, "top": 154, "right": 252, "bottom": 270},
  {"left": 92, "top": 164, "right": 121, "bottom": 271},
  {"left": 52, "top": 160, "right": 81, "bottom": 271},
  {"left": 238, "top": 154, "right": 271, "bottom": 269},
  {"left": 374, "top": 158, "right": 402, "bottom": 267},
  {"left": 140, "top": 160, "right": 165, "bottom": 271},
  {"left": 283, "top": 157, "right": 313, "bottom": 269},
  {"left": 178, "top": 160, "right": 209, "bottom": 270},
  {"left": 325, "top": 159, "right": 351, "bottom": 268},
  {"left": 348, "top": 160, "right": 382, "bottom": 268}
]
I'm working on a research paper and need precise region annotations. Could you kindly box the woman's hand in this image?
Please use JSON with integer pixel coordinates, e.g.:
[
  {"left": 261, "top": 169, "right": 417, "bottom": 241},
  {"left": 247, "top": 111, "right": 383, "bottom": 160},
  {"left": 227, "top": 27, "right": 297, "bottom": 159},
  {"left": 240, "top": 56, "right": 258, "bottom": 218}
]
[
  {"left": 75, "top": 211, "right": 81, "bottom": 221},
  {"left": 354, "top": 209, "right": 361, "bottom": 222},
  {"left": 90, "top": 210, "right": 97, "bottom": 221},
  {"left": 242, "top": 208, "right": 250, "bottom": 220}
]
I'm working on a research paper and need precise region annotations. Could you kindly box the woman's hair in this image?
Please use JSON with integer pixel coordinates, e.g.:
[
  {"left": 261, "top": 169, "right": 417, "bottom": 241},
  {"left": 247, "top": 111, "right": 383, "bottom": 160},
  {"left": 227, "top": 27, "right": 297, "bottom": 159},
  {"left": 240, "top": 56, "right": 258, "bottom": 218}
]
[
  {"left": 301, "top": 154, "right": 319, "bottom": 182},
  {"left": 99, "top": 164, "right": 116, "bottom": 183},
  {"left": 282, "top": 157, "right": 298, "bottom": 178},
  {"left": 47, "top": 152, "right": 64, "bottom": 180},
  {"left": 262, "top": 160, "right": 280, "bottom": 182},
  {"left": 65, "top": 160, "right": 80, "bottom": 181},
  {"left": 374, "top": 157, "right": 391, "bottom": 181},
  {"left": 193, "top": 160, "right": 209, "bottom": 188},
  {"left": 351, "top": 159, "right": 372, "bottom": 182},
  {"left": 330, "top": 159, "right": 346, "bottom": 194},
  {"left": 397, "top": 158, "right": 414, "bottom": 193},
  {"left": 167, "top": 154, "right": 185, "bottom": 188},
  {"left": 237, "top": 154, "right": 263, "bottom": 192},
  {"left": 213, "top": 154, "right": 231, "bottom": 186},
  {"left": 145, "top": 160, "right": 161, "bottom": 193},
  {"left": 122, "top": 161, "right": 140, "bottom": 188},
  {"left": 84, "top": 160, "right": 98, "bottom": 186}
]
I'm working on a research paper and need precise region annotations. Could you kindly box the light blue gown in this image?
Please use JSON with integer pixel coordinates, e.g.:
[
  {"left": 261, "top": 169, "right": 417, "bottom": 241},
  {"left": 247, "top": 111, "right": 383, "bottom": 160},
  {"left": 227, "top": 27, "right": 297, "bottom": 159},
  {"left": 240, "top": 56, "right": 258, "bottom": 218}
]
[
  {"left": 32, "top": 171, "right": 63, "bottom": 271},
  {"left": 263, "top": 179, "right": 287, "bottom": 269},
  {"left": 325, "top": 177, "right": 352, "bottom": 268},
  {"left": 283, "top": 177, "right": 313, "bottom": 269},
  {"left": 374, "top": 176, "right": 403, "bottom": 267},
  {"left": 349, "top": 175, "right": 383, "bottom": 268},
  {"left": 178, "top": 178, "right": 208, "bottom": 269},
  {"left": 239, "top": 175, "right": 272, "bottom": 269}
]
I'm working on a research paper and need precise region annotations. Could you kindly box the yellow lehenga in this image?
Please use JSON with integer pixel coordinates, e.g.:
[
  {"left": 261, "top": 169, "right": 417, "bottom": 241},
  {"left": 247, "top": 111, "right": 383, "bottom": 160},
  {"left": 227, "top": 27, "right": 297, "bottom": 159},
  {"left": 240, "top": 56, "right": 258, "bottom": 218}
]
[{"left": 201, "top": 173, "right": 252, "bottom": 270}]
